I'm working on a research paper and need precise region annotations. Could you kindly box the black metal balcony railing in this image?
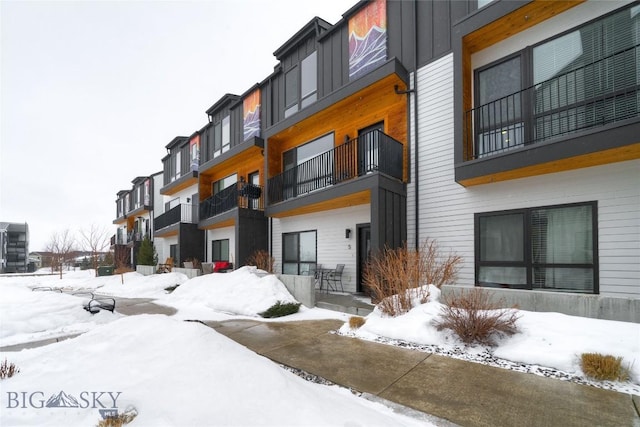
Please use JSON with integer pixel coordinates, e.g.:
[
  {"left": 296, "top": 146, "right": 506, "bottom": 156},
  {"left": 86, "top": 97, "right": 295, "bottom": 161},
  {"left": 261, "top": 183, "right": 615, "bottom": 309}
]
[
  {"left": 200, "top": 183, "right": 264, "bottom": 221},
  {"left": 268, "top": 130, "right": 403, "bottom": 204},
  {"left": 154, "top": 203, "right": 197, "bottom": 231},
  {"left": 464, "top": 44, "right": 640, "bottom": 160},
  {"left": 127, "top": 231, "right": 149, "bottom": 244}
]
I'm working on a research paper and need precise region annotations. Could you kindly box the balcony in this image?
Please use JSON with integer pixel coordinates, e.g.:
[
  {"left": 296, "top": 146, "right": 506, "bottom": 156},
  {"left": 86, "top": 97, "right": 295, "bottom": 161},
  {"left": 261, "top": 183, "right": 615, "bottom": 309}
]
[
  {"left": 127, "top": 231, "right": 149, "bottom": 245},
  {"left": 154, "top": 204, "right": 197, "bottom": 232},
  {"left": 200, "top": 183, "right": 264, "bottom": 221},
  {"left": 268, "top": 130, "right": 403, "bottom": 204},
  {"left": 463, "top": 45, "right": 640, "bottom": 161}
]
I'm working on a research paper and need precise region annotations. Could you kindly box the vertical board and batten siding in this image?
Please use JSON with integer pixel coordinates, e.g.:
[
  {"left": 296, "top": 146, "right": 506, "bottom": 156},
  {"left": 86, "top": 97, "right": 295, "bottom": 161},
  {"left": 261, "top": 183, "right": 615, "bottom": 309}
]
[
  {"left": 206, "top": 227, "right": 236, "bottom": 264},
  {"left": 412, "top": 53, "right": 640, "bottom": 298},
  {"left": 271, "top": 204, "right": 370, "bottom": 293}
]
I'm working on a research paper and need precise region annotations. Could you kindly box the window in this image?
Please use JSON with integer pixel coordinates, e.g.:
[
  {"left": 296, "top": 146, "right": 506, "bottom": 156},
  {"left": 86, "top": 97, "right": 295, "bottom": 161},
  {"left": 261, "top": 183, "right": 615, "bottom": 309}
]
[
  {"left": 282, "top": 133, "right": 334, "bottom": 199},
  {"left": 212, "top": 173, "right": 237, "bottom": 195},
  {"left": 475, "top": 202, "right": 597, "bottom": 293},
  {"left": 221, "top": 116, "right": 230, "bottom": 153},
  {"left": 473, "top": 4, "right": 640, "bottom": 157},
  {"left": 212, "top": 239, "right": 229, "bottom": 262},
  {"left": 284, "top": 51, "right": 318, "bottom": 118},
  {"left": 282, "top": 230, "right": 316, "bottom": 275},
  {"left": 476, "top": 56, "right": 523, "bottom": 156},
  {"left": 300, "top": 51, "right": 317, "bottom": 108},
  {"left": 285, "top": 67, "right": 298, "bottom": 118}
]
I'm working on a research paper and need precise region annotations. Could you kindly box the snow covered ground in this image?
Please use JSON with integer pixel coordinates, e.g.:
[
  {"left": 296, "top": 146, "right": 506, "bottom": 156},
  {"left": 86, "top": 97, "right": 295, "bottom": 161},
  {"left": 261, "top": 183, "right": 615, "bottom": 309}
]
[{"left": 1, "top": 268, "right": 638, "bottom": 426}]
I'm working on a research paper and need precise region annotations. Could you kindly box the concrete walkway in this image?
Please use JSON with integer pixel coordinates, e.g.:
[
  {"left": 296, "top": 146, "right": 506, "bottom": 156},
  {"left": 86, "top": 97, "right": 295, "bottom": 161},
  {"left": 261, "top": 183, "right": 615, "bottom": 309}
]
[{"left": 204, "top": 318, "right": 640, "bottom": 427}]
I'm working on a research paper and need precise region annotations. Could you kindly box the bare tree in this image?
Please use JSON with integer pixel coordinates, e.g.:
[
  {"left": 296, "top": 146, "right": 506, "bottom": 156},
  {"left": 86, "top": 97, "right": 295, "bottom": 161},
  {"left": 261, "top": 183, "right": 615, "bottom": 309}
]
[
  {"left": 45, "top": 229, "right": 77, "bottom": 279},
  {"left": 79, "top": 224, "right": 111, "bottom": 276}
]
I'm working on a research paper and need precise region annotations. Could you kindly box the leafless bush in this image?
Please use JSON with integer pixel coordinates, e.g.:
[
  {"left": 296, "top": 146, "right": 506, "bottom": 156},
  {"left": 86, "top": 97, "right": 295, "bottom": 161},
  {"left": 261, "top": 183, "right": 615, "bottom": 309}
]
[
  {"left": 580, "top": 353, "right": 630, "bottom": 381},
  {"left": 363, "top": 240, "right": 462, "bottom": 317},
  {"left": 434, "top": 288, "right": 520, "bottom": 346},
  {"left": 348, "top": 316, "right": 366, "bottom": 329},
  {"left": 0, "top": 358, "right": 20, "bottom": 379},
  {"left": 245, "top": 250, "right": 275, "bottom": 273}
]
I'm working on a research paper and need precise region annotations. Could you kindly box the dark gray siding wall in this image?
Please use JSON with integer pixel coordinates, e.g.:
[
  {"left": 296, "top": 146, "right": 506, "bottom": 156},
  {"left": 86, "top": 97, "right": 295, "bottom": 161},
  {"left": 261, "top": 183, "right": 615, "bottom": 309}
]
[
  {"left": 265, "top": 0, "right": 475, "bottom": 127},
  {"left": 371, "top": 187, "right": 406, "bottom": 252},
  {"left": 390, "top": 0, "right": 474, "bottom": 70},
  {"left": 237, "top": 213, "right": 268, "bottom": 267},
  {"left": 178, "top": 223, "right": 204, "bottom": 266},
  {"left": 230, "top": 104, "right": 243, "bottom": 146},
  {"left": 318, "top": 26, "right": 348, "bottom": 98}
]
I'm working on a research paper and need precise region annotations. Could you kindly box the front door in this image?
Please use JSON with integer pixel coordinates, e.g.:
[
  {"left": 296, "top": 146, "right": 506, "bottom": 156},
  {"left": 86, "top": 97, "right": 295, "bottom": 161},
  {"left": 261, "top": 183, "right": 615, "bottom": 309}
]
[
  {"left": 248, "top": 171, "right": 260, "bottom": 209},
  {"left": 357, "top": 122, "right": 384, "bottom": 176},
  {"left": 356, "top": 223, "right": 371, "bottom": 293}
]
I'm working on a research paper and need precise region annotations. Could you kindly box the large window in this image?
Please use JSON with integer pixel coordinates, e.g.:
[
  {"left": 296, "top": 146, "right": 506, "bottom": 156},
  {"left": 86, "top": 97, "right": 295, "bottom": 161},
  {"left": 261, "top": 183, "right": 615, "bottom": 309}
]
[
  {"left": 283, "top": 133, "right": 334, "bottom": 199},
  {"left": 212, "top": 239, "right": 230, "bottom": 262},
  {"left": 475, "top": 202, "right": 597, "bottom": 293},
  {"left": 474, "top": 4, "right": 640, "bottom": 157},
  {"left": 284, "top": 51, "right": 318, "bottom": 118},
  {"left": 282, "top": 230, "right": 316, "bottom": 275},
  {"left": 212, "top": 173, "right": 237, "bottom": 195}
]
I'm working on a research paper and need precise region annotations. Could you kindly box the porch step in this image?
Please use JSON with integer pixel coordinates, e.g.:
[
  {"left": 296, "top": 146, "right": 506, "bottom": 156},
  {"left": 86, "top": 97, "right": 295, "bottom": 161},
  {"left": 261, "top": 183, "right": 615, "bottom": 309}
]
[{"left": 315, "top": 292, "right": 374, "bottom": 316}]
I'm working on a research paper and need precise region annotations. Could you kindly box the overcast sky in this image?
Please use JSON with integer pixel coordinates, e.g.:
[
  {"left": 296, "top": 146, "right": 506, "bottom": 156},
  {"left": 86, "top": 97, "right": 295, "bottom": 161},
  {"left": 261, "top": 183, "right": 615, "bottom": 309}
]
[{"left": 1, "top": 0, "right": 350, "bottom": 251}]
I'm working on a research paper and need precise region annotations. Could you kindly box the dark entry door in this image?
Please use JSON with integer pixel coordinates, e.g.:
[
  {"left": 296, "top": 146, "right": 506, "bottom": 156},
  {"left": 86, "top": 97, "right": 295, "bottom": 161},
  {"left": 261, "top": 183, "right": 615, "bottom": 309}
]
[
  {"left": 357, "top": 122, "right": 383, "bottom": 176},
  {"left": 356, "top": 223, "right": 371, "bottom": 293}
]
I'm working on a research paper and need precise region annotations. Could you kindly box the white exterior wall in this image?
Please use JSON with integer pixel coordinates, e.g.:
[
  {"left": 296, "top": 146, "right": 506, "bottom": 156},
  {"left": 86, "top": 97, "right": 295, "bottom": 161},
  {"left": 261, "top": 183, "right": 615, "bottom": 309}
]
[
  {"left": 156, "top": 235, "right": 177, "bottom": 265},
  {"left": 271, "top": 204, "right": 370, "bottom": 293},
  {"left": 205, "top": 227, "right": 235, "bottom": 264},
  {"left": 410, "top": 53, "right": 640, "bottom": 298}
]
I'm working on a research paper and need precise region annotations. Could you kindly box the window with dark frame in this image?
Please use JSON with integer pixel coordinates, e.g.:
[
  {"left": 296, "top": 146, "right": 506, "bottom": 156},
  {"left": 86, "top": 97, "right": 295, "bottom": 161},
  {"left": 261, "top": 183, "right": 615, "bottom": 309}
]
[
  {"left": 284, "top": 51, "right": 318, "bottom": 118},
  {"left": 475, "top": 202, "right": 598, "bottom": 294},
  {"left": 282, "top": 230, "right": 317, "bottom": 275},
  {"left": 473, "top": 3, "right": 640, "bottom": 158},
  {"left": 212, "top": 239, "right": 230, "bottom": 262}
]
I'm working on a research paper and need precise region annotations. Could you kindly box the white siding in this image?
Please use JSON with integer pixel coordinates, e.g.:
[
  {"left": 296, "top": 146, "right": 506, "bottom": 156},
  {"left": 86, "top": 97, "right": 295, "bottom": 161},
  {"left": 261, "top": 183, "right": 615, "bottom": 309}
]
[
  {"left": 156, "top": 235, "right": 177, "bottom": 265},
  {"left": 206, "top": 227, "right": 235, "bottom": 264},
  {"left": 412, "top": 53, "right": 640, "bottom": 298},
  {"left": 271, "top": 204, "right": 370, "bottom": 292}
]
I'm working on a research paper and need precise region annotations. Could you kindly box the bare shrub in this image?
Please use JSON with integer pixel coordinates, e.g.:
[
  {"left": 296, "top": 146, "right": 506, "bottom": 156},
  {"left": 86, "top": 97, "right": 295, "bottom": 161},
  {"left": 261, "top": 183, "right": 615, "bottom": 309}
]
[
  {"left": 348, "top": 316, "right": 366, "bottom": 329},
  {"left": 434, "top": 288, "right": 520, "bottom": 346},
  {"left": 0, "top": 358, "right": 20, "bottom": 379},
  {"left": 363, "top": 239, "right": 462, "bottom": 317},
  {"left": 581, "top": 353, "right": 630, "bottom": 381},
  {"left": 97, "top": 406, "right": 137, "bottom": 427},
  {"left": 114, "top": 266, "right": 134, "bottom": 274},
  {"left": 245, "top": 250, "right": 275, "bottom": 273}
]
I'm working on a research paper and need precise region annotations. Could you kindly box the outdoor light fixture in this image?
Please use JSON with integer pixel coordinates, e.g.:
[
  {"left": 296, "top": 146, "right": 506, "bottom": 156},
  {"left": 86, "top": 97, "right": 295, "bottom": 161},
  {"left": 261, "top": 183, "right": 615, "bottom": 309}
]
[{"left": 345, "top": 229, "right": 351, "bottom": 239}]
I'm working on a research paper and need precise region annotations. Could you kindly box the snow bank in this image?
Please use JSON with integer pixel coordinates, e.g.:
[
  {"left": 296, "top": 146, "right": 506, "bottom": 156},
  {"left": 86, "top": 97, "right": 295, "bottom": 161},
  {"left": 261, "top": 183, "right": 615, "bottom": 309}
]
[
  {"left": 1, "top": 315, "right": 428, "bottom": 426},
  {"left": 163, "top": 266, "right": 298, "bottom": 317}
]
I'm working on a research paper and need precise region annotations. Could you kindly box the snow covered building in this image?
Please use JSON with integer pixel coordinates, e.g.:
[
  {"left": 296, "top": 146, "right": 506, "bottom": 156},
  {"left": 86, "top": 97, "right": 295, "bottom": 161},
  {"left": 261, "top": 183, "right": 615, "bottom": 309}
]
[
  {"left": 197, "top": 91, "right": 268, "bottom": 268},
  {"left": 112, "top": 0, "right": 639, "bottom": 311},
  {"left": 112, "top": 172, "right": 161, "bottom": 266},
  {"left": 0, "top": 222, "right": 29, "bottom": 273},
  {"left": 153, "top": 135, "right": 204, "bottom": 265},
  {"left": 408, "top": 0, "right": 640, "bottom": 300}
]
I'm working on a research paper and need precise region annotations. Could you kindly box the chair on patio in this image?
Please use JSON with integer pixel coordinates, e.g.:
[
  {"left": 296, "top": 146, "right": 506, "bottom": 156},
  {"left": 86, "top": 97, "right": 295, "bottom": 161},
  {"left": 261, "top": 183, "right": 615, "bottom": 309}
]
[
  {"left": 201, "top": 262, "right": 214, "bottom": 274},
  {"left": 157, "top": 257, "right": 174, "bottom": 273},
  {"left": 326, "top": 264, "right": 344, "bottom": 292},
  {"left": 302, "top": 263, "right": 319, "bottom": 288}
]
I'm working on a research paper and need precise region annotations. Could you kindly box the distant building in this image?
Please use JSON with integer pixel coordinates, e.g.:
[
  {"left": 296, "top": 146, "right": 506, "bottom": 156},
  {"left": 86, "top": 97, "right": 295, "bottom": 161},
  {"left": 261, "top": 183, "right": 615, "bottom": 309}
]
[{"left": 0, "top": 222, "right": 29, "bottom": 273}]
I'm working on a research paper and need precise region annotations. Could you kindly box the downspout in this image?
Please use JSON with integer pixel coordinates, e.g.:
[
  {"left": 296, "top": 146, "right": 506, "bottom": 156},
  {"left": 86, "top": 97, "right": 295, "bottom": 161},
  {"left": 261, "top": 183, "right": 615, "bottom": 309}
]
[
  {"left": 413, "top": 0, "right": 419, "bottom": 250},
  {"left": 396, "top": 1, "right": 420, "bottom": 250}
]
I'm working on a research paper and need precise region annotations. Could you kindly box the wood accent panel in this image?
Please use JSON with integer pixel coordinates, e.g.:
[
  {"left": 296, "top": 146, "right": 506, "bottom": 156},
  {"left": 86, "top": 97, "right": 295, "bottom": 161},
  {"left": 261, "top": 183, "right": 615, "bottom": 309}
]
[
  {"left": 160, "top": 175, "right": 198, "bottom": 196},
  {"left": 463, "top": 1, "right": 584, "bottom": 54},
  {"left": 199, "top": 146, "right": 264, "bottom": 200},
  {"left": 268, "top": 74, "right": 408, "bottom": 181},
  {"left": 459, "top": 143, "right": 640, "bottom": 187},
  {"left": 271, "top": 190, "right": 371, "bottom": 218},
  {"left": 200, "top": 218, "right": 235, "bottom": 230}
]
